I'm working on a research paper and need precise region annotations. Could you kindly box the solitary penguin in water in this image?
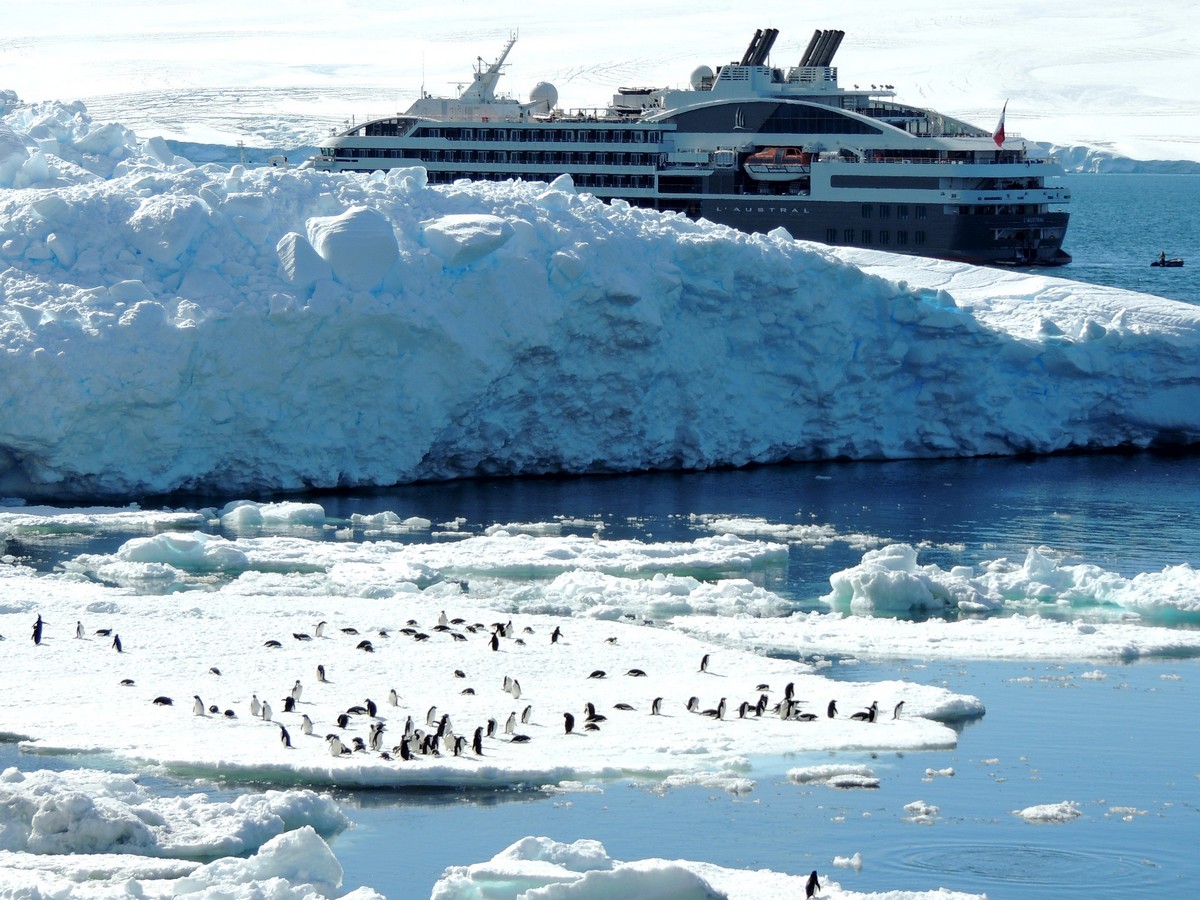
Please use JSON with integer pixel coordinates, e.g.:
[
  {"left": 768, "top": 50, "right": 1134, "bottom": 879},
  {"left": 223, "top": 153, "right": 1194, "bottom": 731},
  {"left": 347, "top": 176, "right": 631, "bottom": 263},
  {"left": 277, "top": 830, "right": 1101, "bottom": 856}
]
[
  {"left": 827, "top": 700, "right": 838, "bottom": 718},
  {"left": 563, "top": 712, "right": 575, "bottom": 734},
  {"left": 192, "top": 695, "right": 205, "bottom": 716},
  {"left": 316, "top": 664, "right": 328, "bottom": 683},
  {"left": 32, "top": 615, "right": 43, "bottom": 646},
  {"left": 650, "top": 697, "right": 662, "bottom": 716},
  {"left": 805, "top": 869, "right": 821, "bottom": 899},
  {"left": 75, "top": 620, "right": 83, "bottom": 640},
  {"left": 698, "top": 653, "right": 709, "bottom": 673},
  {"left": 279, "top": 724, "right": 293, "bottom": 748},
  {"left": 112, "top": 634, "right": 123, "bottom": 653}
]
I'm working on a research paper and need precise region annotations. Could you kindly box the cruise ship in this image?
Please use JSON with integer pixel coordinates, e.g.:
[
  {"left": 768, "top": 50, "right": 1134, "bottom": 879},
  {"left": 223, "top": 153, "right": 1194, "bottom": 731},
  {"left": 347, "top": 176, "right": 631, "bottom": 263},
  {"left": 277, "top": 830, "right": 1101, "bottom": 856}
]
[{"left": 311, "top": 28, "right": 1071, "bottom": 266}]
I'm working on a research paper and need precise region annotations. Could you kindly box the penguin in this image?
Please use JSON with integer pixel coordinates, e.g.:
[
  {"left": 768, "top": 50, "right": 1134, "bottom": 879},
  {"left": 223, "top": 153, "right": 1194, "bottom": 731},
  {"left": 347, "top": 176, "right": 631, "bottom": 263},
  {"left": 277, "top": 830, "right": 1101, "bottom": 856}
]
[
  {"left": 369, "top": 722, "right": 385, "bottom": 751},
  {"left": 365, "top": 698, "right": 378, "bottom": 718},
  {"left": 264, "top": 640, "right": 282, "bottom": 648},
  {"left": 584, "top": 702, "right": 606, "bottom": 723},
  {"left": 651, "top": 697, "right": 662, "bottom": 716},
  {"left": 851, "top": 701, "right": 878, "bottom": 723},
  {"left": 327, "top": 735, "right": 348, "bottom": 757},
  {"left": 426, "top": 705, "right": 438, "bottom": 726},
  {"left": 893, "top": 701, "right": 905, "bottom": 719},
  {"left": 701, "top": 698, "right": 726, "bottom": 719},
  {"left": 737, "top": 701, "right": 752, "bottom": 719},
  {"left": 505, "top": 712, "right": 516, "bottom": 734},
  {"left": 563, "top": 712, "right": 575, "bottom": 734},
  {"left": 342, "top": 627, "right": 359, "bottom": 635},
  {"left": 489, "top": 632, "right": 500, "bottom": 652},
  {"left": 316, "top": 664, "right": 328, "bottom": 683},
  {"left": 454, "top": 669, "right": 466, "bottom": 679},
  {"left": 587, "top": 670, "right": 606, "bottom": 679},
  {"left": 314, "top": 620, "right": 327, "bottom": 638},
  {"left": 208, "top": 705, "right": 219, "bottom": 714},
  {"left": 337, "top": 713, "right": 351, "bottom": 729},
  {"left": 112, "top": 634, "right": 123, "bottom": 653},
  {"left": 438, "top": 610, "right": 448, "bottom": 627},
  {"left": 192, "top": 695, "right": 205, "bottom": 716},
  {"left": 291, "top": 680, "right": 302, "bottom": 702},
  {"left": 503, "top": 675, "right": 513, "bottom": 692},
  {"left": 75, "top": 620, "right": 83, "bottom": 640},
  {"left": 452, "top": 735, "right": 468, "bottom": 756},
  {"left": 472, "top": 726, "right": 484, "bottom": 756},
  {"left": 261, "top": 700, "right": 273, "bottom": 722},
  {"left": 779, "top": 698, "right": 793, "bottom": 720},
  {"left": 152, "top": 696, "right": 173, "bottom": 706},
  {"left": 625, "top": 668, "right": 647, "bottom": 677},
  {"left": 755, "top": 683, "right": 770, "bottom": 692},
  {"left": 388, "top": 688, "right": 399, "bottom": 706},
  {"left": 827, "top": 700, "right": 838, "bottom": 718},
  {"left": 486, "top": 718, "right": 497, "bottom": 738},
  {"left": 699, "top": 653, "right": 709, "bottom": 673},
  {"left": 301, "top": 714, "right": 313, "bottom": 735},
  {"left": 209, "top": 667, "right": 221, "bottom": 676},
  {"left": 32, "top": 615, "right": 42, "bottom": 646},
  {"left": 224, "top": 709, "right": 236, "bottom": 718},
  {"left": 399, "top": 739, "right": 413, "bottom": 761},
  {"left": 784, "top": 682, "right": 795, "bottom": 702},
  {"left": 282, "top": 696, "right": 296, "bottom": 713},
  {"left": 119, "top": 679, "right": 135, "bottom": 687},
  {"left": 293, "top": 632, "right": 312, "bottom": 642},
  {"left": 551, "top": 626, "right": 562, "bottom": 644},
  {"left": 250, "top": 694, "right": 262, "bottom": 718},
  {"left": 510, "top": 734, "right": 531, "bottom": 743},
  {"left": 806, "top": 870, "right": 821, "bottom": 899},
  {"left": 614, "top": 702, "right": 635, "bottom": 711},
  {"left": 584, "top": 722, "right": 600, "bottom": 732},
  {"left": 356, "top": 639, "right": 374, "bottom": 652},
  {"left": 686, "top": 696, "right": 700, "bottom": 713},
  {"left": 279, "top": 724, "right": 293, "bottom": 748},
  {"left": 510, "top": 679, "right": 521, "bottom": 700},
  {"left": 95, "top": 628, "right": 112, "bottom": 637},
  {"left": 521, "top": 704, "right": 532, "bottom": 725}
]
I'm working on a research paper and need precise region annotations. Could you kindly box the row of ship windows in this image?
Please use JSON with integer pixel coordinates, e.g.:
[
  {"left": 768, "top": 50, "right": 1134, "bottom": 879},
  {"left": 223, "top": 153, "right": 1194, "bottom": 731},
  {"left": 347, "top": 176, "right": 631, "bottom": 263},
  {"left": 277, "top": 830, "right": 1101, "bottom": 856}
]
[
  {"left": 862, "top": 204, "right": 926, "bottom": 220},
  {"left": 333, "top": 147, "right": 658, "bottom": 167},
  {"left": 828, "top": 228, "right": 926, "bottom": 247},
  {"left": 417, "top": 127, "right": 662, "bottom": 144},
  {"left": 424, "top": 170, "right": 655, "bottom": 190}
]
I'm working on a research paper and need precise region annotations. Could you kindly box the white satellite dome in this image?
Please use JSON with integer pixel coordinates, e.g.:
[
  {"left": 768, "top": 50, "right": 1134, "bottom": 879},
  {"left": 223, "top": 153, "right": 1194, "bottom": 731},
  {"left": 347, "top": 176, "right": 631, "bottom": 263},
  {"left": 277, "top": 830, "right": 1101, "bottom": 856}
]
[
  {"left": 529, "top": 82, "right": 559, "bottom": 113},
  {"left": 690, "top": 65, "right": 715, "bottom": 89}
]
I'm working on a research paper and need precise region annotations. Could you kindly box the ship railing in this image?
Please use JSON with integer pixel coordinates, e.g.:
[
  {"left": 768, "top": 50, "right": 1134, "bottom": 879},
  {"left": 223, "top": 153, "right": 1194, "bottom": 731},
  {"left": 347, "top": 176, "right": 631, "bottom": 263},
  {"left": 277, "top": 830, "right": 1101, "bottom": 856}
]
[{"left": 836, "top": 153, "right": 1047, "bottom": 166}]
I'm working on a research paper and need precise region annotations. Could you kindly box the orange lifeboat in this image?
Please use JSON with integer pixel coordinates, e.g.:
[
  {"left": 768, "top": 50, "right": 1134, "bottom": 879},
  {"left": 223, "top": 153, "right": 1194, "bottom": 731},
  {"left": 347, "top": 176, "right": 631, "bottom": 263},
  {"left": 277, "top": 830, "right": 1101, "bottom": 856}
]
[{"left": 743, "top": 147, "right": 812, "bottom": 181}]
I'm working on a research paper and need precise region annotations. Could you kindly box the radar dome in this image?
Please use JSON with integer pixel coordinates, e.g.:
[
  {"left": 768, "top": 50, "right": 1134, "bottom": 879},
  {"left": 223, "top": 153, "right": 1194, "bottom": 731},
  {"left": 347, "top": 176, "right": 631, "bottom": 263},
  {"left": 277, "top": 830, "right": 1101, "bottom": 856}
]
[
  {"left": 690, "top": 65, "right": 715, "bottom": 89},
  {"left": 529, "top": 82, "right": 558, "bottom": 113}
]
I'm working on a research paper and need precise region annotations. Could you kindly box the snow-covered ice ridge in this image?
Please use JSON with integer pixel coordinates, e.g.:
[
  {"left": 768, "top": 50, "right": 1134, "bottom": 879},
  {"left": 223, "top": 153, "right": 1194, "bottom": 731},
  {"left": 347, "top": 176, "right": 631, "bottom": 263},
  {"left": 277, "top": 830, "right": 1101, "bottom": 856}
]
[{"left": 4, "top": 96, "right": 1200, "bottom": 499}]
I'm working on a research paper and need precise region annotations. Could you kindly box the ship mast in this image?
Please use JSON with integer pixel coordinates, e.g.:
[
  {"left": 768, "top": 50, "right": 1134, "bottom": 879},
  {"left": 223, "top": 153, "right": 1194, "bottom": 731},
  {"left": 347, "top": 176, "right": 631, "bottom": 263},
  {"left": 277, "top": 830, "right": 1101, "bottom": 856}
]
[{"left": 458, "top": 31, "right": 518, "bottom": 104}]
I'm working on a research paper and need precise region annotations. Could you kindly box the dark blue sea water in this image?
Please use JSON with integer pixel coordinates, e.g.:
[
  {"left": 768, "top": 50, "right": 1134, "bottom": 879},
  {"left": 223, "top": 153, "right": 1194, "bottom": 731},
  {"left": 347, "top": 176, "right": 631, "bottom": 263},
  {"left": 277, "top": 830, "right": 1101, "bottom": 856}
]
[{"left": 5, "top": 174, "right": 1200, "bottom": 898}]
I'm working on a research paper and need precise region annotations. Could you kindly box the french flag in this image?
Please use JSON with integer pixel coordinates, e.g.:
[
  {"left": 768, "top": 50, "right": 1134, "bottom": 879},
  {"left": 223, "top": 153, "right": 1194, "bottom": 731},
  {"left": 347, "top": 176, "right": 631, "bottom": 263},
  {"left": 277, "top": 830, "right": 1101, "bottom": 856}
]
[{"left": 992, "top": 100, "right": 1008, "bottom": 147}]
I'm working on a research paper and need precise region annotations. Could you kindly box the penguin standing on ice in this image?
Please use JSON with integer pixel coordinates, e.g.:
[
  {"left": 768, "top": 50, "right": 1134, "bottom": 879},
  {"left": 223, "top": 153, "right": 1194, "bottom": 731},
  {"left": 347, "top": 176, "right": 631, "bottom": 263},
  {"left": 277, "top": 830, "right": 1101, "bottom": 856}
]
[
  {"left": 75, "top": 620, "right": 83, "bottom": 640},
  {"left": 472, "top": 726, "right": 484, "bottom": 756},
  {"left": 698, "top": 653, "right": 709, "bottom": 673},
  {"left": 806, "top": 870, "right": 821, "bottom": 899},
  {"left": 651, "top": 697, "right": 662, "bottom": 716},
  {"left": 192, "top": 695, "right": 205, "bottom": 716},
  {"left": 316, "top": 664, "right": 328, "bottom": 683},
  {"left": 32, "top": 615, "right": 43, "bottom": 646},
  {"left": 563, "top": 712, "right": 575, "bottom": 734},
  {"left": 291, "top": 680, "right": 302, "bottom": 702},
  {"left": 827, "top": 700, "right": 837, "bottom": 718},
  {"left": 112, "top": 634, "right": 123, "bottom": 653},
  {"left": 279, "top": 724, "right": 293, "bottom": 748},
  {"left": 300, "top": 714, "right": 313, "bottom": 735},
  {"left": 250, "top": 694, "right": 262, "bottom": 718}
]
